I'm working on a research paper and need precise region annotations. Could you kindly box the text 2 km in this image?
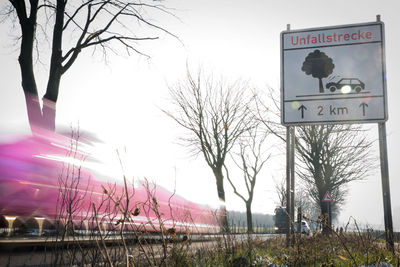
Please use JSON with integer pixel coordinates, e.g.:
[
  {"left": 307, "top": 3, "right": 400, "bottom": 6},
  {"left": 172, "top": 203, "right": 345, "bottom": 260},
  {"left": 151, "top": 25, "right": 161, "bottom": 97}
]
[{"left": 318, "top": 105, "right": 349, "bottom": 116}]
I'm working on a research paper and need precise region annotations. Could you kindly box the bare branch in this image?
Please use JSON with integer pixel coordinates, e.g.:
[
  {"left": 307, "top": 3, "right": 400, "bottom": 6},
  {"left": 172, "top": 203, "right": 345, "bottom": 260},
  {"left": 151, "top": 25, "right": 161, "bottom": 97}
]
[
  {"left": 224, "top": 164, "right": 246, "bottom": 203},
  {"left": 62, "top": 0, "right": 94, "bottom": 30}
]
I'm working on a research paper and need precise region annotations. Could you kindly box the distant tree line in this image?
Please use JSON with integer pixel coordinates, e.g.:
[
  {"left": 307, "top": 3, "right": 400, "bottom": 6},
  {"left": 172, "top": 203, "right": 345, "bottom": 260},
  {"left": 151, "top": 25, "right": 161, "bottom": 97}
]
[{"left": 227, "top": 210, "right": 274, "bottom": 229}]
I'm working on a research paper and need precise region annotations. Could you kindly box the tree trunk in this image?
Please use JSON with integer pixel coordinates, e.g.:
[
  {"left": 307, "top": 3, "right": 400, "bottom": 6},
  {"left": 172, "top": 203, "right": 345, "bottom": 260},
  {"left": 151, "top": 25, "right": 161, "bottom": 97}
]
[
  {"left": 18, "top": 10, "right": 42, "bottom": 133},
  {"left": 14, "top": 0, "right": 58, "bottom": 133},
  {"left": 246, "top": 201, "right": 253, "bottom": 234},
  {"left": 23, "top": 92, "right": 43, "bottom": 133},
  {"left": 42, "top": 98, "right": 57, "bottom": 132},
  {"left": 214, "top": 167, "right": 229, "bottom": 233},
  {"left": 42, "top": 0, "right": 66, "bottom": 132},
  {"left": 320, "top": 200, "right": 329, "bottom": 234},
  {"left": 318, "top": 78, "right": 324, "bottom": 93}
]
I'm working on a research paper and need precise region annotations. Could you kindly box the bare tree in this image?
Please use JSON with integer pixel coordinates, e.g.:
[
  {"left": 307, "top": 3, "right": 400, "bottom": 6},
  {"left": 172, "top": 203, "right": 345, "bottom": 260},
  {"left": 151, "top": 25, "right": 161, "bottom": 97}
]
[
  {"left": 3, "top": 0, "right": 174, "bottom": 133},
  {"left": 295, "top": 124, "right": 375, "bottom": 230},
  {"left": 225, "top": 125, "right": 270, "bottom": 233},
  {"left": 256, "top": 89, "right": 375, "bottom": 228},
  {"left": 165, "top": 70, "right": 256, "bottom": 231}
]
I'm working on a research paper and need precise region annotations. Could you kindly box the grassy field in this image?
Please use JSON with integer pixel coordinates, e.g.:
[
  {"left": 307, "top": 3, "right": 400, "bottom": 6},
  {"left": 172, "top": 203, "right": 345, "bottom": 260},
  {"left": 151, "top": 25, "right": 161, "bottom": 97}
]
[{"left": 163, "top": 225, "right": 400, "bottom": 267}]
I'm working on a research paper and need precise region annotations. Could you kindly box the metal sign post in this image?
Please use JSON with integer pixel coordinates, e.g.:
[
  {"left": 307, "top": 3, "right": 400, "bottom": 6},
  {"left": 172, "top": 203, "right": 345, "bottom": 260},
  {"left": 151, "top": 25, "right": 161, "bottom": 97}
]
[
  {"left": 378, "top": 122, "right": 394, "bottom": 250},
  {"left": 284, "top": 24, "right": 296, "bottom": 248},
  {"left": 285, "top": 126, "right": 291, "bottom": 247},
  {"left": 297, "top": 206, "right": 302, "bottom": 238},
  {"left": 290, "top": 126, "right": 295, "bottom": 245},
  {"left": 285, "top": 126, "right": 296, "bottom": 247}
]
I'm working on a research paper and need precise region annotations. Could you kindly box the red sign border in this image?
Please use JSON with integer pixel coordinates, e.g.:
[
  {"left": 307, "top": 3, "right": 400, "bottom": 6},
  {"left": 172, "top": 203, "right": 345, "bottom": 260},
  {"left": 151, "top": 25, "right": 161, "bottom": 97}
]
[{"left": 322, "top": 191, "right": 334, "bottom": 202}]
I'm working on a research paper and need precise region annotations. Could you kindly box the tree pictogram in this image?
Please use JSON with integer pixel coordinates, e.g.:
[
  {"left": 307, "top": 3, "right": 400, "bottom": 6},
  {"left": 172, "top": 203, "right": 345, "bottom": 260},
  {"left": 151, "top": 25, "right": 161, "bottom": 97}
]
[{"left": 301, "top": 50, "right": 335, "bottom": 93}]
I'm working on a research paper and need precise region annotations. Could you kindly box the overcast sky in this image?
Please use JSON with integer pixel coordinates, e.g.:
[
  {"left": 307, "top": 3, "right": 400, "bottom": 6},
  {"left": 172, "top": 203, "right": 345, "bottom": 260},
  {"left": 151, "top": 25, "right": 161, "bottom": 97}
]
[{"left": 0, "top": 0, "right": 399, "bottom": 229}]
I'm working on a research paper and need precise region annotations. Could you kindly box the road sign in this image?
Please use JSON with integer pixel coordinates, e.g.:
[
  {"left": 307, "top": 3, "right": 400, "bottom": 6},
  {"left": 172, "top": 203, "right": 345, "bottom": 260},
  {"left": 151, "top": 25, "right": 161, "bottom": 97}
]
[
  {"left": 322, "top": 191, "right": 334, "bottom": 202},
  {"left": 281, "top": 21, "right": 387, "bottom": 125}
]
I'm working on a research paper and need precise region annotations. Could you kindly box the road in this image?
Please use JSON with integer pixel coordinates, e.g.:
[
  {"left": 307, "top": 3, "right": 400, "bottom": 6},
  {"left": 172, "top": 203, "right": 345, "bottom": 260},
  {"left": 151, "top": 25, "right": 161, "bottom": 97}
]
[{"left": 0, "top": 233, "right": 277, "bottom": 267}]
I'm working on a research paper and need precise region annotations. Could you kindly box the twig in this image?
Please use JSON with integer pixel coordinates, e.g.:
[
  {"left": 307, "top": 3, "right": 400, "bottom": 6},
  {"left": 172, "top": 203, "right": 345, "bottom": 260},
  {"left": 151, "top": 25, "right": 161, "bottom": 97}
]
[{"left": 93, "top": 203, "right": 114, "bottom": 267}]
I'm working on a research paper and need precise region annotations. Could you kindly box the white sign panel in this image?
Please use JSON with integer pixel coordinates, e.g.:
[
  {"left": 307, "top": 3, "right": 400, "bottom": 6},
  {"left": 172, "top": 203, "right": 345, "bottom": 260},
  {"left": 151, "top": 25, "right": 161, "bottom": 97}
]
[{"left": 281, "top": 21, "right": 387, "bottom": 125}]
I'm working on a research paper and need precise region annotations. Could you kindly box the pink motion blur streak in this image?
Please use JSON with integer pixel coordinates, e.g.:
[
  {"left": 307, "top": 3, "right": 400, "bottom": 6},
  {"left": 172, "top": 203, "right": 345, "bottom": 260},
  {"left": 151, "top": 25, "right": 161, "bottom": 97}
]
[{"left": 0, "top": 129, "right": 220, "bottom": 233}]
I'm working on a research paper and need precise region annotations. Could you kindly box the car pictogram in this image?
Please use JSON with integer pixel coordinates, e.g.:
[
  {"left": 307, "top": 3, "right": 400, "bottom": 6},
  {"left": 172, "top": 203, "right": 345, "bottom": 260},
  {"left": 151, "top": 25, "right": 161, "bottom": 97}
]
[{"left": 325, "top": 78, "right": 365, "bottom": 93}]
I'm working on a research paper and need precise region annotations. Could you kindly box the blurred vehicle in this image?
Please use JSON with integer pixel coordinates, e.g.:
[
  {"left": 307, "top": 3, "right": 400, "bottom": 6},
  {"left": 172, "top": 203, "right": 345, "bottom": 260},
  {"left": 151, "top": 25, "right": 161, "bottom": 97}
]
[
  {"left": 0, "top": 129, "right": 220, "bottom": 236},
  {"left": 325, "top": 78, "right": 365, "bottom": 93},
  {"left": 274, "top": 207, "right": 310, "bottom": 235},
  {"left": 294, "top": 220, "right": 311, "bottom": 235},
  {"left": 274, "top": 207, "right": 288, "bottom": 234}
]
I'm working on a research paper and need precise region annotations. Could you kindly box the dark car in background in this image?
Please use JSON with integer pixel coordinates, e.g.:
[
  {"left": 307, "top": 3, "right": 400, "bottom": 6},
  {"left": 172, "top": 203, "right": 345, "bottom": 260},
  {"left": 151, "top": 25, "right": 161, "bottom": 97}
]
[{"left": 274, "top": 207, "right": 288, "bottom": 233}]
